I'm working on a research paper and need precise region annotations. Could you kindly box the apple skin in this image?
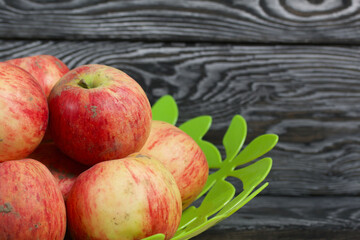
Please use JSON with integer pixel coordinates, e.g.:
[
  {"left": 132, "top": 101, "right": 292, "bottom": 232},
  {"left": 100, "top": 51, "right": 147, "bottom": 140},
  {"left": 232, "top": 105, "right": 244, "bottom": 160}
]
[
  {"left": 0, "top": 62, "right": 48, "bottom": 162},
  {"left": 0, "top": 159, "right": 67, "bottom": 240},
  {"left": 48, "top": 64, "right": 152, "bottom": 166},
  {"left": 29, "top": 142, "right": 89, "bottom": 200},
  {"left": 6, "top": 55, "right": 69, "bottom": 97},
  {"left": 66, "top": 153, "right": 182, "bottom": 240},
  {"left": 140, "top": 120, "right": 209, "bottom": 209}
]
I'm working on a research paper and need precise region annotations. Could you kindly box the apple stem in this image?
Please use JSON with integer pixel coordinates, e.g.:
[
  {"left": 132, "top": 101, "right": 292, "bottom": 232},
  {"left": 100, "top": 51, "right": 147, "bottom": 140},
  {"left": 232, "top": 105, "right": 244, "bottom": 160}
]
[{"left": 78, "top": 79, "right": 90, "bottom": 89}]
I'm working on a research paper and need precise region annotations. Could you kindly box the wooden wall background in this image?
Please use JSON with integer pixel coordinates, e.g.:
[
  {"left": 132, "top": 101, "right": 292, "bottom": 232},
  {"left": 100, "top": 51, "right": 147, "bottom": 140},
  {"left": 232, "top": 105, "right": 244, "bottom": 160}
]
[{"left": 1, "top": 0, "right": 360, "bottom": 239}]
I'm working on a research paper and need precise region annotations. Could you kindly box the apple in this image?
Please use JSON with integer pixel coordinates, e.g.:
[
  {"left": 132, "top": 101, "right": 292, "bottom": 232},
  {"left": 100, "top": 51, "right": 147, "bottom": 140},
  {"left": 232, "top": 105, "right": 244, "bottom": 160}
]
[
  {"left": 29, "top": 142, "right": 89, "bottom": 200},
  {"left": 66, "top": 153, "right": 182, "bottom": 240},
  {"left": 6, "top": 55, "right": 69, "bottom": 97},
  {"left": 0, "top": 159, "right": 66, "bottom": 239},
  {"left": 48, "top": 64, "right": 152, "bottom": 166},
  {"left": 0, "top": 62, "right": 48, "bottom": 162},
  {"left": 140, "top": 120, "right": 209, "bottom": 209}
]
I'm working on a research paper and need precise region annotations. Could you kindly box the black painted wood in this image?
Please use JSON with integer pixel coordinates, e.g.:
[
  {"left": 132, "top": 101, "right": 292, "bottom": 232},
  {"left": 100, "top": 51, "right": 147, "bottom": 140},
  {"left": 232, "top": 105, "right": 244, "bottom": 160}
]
[
  {"left": 196, "top": 229, "right": 360, "bottom": 240},
  {"left": 0, "top": 0, "right": 360, "bottom": 43},
  {"left": 1, "top": 40, "right": 358, "bottom": 197},
  {"left": 195, "top": 196, "right": 360, "bottom": 239}
]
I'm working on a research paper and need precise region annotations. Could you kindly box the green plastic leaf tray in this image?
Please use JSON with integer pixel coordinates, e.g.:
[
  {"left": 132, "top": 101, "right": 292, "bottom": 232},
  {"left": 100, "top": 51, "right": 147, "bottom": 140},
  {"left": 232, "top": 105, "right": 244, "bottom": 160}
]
[{"left": 144, "top": 95, "right": 278, "bottom": 240}]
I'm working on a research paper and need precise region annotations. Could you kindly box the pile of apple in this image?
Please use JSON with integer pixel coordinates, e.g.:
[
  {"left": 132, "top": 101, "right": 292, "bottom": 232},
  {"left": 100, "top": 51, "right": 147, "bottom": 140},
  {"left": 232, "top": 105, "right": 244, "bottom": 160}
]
[{"left": 0, "top": 56, "right": 209, "bottom": 240}]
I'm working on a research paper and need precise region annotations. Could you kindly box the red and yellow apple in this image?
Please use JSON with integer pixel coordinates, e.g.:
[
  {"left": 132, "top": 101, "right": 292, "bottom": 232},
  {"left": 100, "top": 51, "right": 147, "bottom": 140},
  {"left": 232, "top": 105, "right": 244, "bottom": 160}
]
[
  {"left": 29, "top": 142, "right": 89, "bottom": 199},
  {"left": 0, "top": 62, "right": 48, "bottom": 162},
  {"left": 0, "top": 159, "right": 66, "bottom": 239},
  {"left": 48, "top": 64, "right": 152, "bottom": 166},
  {"left": 66, "top": 153, "right": 182, "bottom": 240},
  {"left": 6, "top": 55, "right": 69, "bottom": 97},
  {"left": 140, "top": 120, "right": 209, "bottom": 209}
]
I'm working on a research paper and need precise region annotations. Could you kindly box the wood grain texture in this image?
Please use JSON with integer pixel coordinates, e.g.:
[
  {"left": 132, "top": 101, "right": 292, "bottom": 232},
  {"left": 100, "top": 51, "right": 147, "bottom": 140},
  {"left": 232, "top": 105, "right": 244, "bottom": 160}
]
[
  {"left": 0, "top": 40, "right": 359, "bottom": 196},
  {"left": 196, "top": 229, "right": 360, "bottom": 240},
  {"left": 0, "top": 0, "right": 360, "bottom": 43},
  {"left": 195, "top": 196, "right": 360, "bottom": 239}
]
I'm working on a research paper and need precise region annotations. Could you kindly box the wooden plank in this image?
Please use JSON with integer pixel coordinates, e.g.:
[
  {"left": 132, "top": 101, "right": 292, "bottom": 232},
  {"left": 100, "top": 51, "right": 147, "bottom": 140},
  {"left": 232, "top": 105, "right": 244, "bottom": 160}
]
[
  {"left": 0, "top": 40, "right": 359, "bottom": 196},
  {"left": 195, "top": 196, "right": 360, "bottom": 239},
  {"left": 196, "top": 229, "right": 360, "bottom": 240},
  {"left": 0, "top": 0, "right": 360, "bottom": 43}
]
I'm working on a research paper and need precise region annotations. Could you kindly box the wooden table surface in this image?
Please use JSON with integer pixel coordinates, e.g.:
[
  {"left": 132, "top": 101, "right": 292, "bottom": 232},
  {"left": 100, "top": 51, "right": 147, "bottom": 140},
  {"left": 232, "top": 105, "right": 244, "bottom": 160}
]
[{"left": 1, "top": 0, "right": 360, "bottom": 239}]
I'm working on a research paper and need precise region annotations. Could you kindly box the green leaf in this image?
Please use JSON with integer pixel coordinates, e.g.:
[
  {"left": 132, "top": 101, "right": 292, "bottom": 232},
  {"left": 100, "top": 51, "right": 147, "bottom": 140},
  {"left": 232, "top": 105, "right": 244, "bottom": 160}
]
[
  {"left": 177, "top": 206, "right": 198, "bottom": 230},
  {"left": 180, "top": 116, "right": 222, "bottom": 169},
  {"left": 179, "top": 115, "right": 212, "bottom": 141},
  {"left": 142, "top": 233, "right": 165, "bottom": 240},
  {"left": 223, "top": 115, "right": 247, "bottom": 162},
  {"left": 231, "top": 134, "right": 278, "bottom": 165},
  {"left": 218, "top": 158, "right": 272, "bottom": 217},
  {"left": 172, "top": 216, "right": 225, "bottom": 240},
  {"left": 197, "top": 180, "right": 235, "bottom": 218},
  {"left": 195, "top": 173, "right": 218, "bottom": 200},
  {"left": 151, "top": 95, "right": 178, "bottom": 125},
  {"left": 231, "top": 157, "right": 273, "bottom": 189},
  {"left": 183, "top": 180, "right": 235, "bottom": 233},
  {"left": 180, "top": 158, "right": 272, "bottom": 238},
  {"left": 217, "top": 182, "right": 269, "bottom": 218},
  {"left": 199, "top": 140, "right": 222, "bottom": 169}
]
